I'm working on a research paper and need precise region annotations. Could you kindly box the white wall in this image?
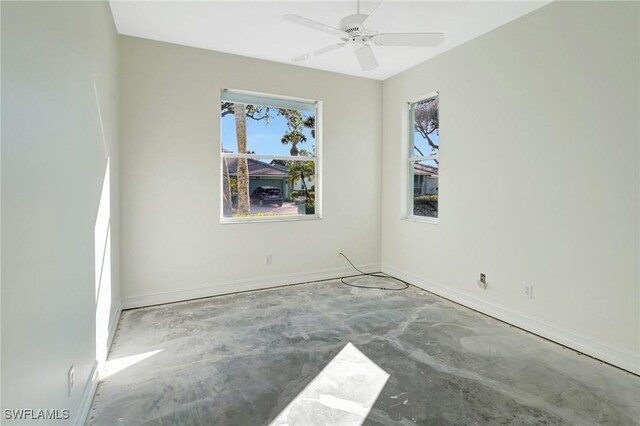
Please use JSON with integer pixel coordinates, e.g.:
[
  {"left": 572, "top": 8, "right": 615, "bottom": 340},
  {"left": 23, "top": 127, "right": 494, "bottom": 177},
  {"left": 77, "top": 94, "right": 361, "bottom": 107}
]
[
  {"left": 1, "top": 1, "right": 120, "bottom": 423},
  {"left": 381, "top": 1, "right": 640, "bottom": 373},
  {"left": 118, "top": 36, "right": 382, "bottom": 307}
]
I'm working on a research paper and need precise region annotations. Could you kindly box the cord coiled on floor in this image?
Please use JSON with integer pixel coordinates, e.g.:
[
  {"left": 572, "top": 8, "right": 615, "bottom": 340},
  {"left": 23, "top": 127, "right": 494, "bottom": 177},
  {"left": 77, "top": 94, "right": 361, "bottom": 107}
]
[{"left": 339, "top": 252, "right": 409, "bottom": 291}]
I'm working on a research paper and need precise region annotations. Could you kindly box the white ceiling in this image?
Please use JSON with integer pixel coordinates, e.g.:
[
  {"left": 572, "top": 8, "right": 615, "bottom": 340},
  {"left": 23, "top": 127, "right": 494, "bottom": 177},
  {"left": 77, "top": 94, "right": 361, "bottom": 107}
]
[{"left": 109, "top": 1, "right": 550, "bottom": 80}]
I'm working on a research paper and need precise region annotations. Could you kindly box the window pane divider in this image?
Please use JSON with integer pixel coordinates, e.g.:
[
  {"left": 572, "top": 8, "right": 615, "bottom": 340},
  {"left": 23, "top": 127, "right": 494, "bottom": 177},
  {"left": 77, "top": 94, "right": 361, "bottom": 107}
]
[
  {"left": 221, "top": 153, "right": 317, "bottom": 162},
  {"left": 409, "top": 155, "right": 438, "bottom": 162}
]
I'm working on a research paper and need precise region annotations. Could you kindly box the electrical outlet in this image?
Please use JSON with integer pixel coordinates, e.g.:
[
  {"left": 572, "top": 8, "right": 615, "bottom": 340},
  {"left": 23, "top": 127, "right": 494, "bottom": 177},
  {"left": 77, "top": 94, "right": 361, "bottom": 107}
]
[
  {"left": 337, "top": 248, "right": 342, "bottom": 256},
  {"left": 266, "top": 255, "right": 272, "bottom": 266},
  {"left": 524, "top": 285, "right": 533, "bottom": 299},
  {"left": 477, "top": 273, "right": 487, "bottom": 289},
  {"left": 68, "top": 365, "right": 74, "bottom": 397}
]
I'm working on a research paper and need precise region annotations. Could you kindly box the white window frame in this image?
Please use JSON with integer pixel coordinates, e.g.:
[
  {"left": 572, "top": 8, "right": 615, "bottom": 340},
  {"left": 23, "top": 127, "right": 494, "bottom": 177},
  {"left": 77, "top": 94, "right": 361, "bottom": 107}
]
[
  {"left": 404, "top": 91, "right": 439, "bottom": 224},
  {"left": 219, "top": 89, "right": 322, "bottom": 224}
]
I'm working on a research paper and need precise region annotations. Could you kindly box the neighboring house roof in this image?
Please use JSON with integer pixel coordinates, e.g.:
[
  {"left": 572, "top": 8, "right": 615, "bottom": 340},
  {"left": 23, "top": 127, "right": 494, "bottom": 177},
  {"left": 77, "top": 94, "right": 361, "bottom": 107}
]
[
  {"left": 223, "top": 158, "right": 289, "bottom": 177},
  {"left": 414, "top": 162, "right": 438, "bottom": 177}
]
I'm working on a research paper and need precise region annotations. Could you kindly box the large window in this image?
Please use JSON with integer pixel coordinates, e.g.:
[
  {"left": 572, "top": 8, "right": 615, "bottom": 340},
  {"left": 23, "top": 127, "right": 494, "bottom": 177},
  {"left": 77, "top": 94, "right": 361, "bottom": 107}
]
[
  {"left": 220, "top": 90, "right": 320, "bottom": 222},
  {"left": 408, "top": 93, "right": 439, "bottom": 221}
]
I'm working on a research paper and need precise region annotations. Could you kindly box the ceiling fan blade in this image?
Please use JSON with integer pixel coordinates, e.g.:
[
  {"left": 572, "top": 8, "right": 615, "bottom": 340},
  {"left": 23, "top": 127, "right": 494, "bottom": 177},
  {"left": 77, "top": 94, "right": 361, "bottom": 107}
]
[
  {"left": 293, "top": 43, "right": 346, "bottom": 62},
  {"left": 373, "top": 33, "right": 445, "bottom": 47},
  {"left": 354, "top": 44, "right": 378, "bottom": 71},
  {"left": 283, "top": 14, "right": 348, "bottom": 39}
]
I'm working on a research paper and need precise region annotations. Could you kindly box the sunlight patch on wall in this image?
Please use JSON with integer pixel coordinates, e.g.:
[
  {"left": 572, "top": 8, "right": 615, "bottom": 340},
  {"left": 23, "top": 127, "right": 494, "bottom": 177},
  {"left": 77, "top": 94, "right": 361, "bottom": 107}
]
[{"left": 95, "top": 160, "right": 112, "bottom": 367}]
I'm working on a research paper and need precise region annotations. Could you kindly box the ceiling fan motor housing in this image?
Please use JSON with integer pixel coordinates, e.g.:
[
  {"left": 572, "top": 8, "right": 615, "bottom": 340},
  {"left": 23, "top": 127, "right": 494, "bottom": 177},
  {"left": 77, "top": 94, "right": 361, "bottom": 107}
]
[
  {"left": 339, "top": 14, "right": 373, "bottom": 40},
  {"left": 283, "top": 5, "right": 446, "bottom": 72}
]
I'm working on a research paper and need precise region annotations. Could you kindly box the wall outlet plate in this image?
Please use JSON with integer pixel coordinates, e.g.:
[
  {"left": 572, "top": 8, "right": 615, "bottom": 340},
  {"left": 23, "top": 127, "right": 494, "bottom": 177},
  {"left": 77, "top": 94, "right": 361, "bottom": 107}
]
[
  {"left": 477, "top": 273, "right": 487, "bottom": 289},
  {"left": 266, "top": 254, "right": 272, "bottom": 265},
  {"left": 524, "top": 285, "right": 533, "bottom": 299}
]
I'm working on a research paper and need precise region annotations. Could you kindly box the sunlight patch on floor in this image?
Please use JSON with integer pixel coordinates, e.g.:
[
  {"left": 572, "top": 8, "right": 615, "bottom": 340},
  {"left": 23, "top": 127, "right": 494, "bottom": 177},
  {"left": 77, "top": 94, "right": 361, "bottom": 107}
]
[
  {"left": 270, "top": 342, "right": 389, "bottom": 426},
  {"left": 100, "top": 350, "right": 163, "bottom": 380}
]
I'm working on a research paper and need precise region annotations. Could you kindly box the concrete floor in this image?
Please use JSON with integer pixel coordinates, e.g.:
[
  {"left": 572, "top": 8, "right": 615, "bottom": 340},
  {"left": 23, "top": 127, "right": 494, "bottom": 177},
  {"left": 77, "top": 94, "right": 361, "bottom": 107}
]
[{"left": 89, "top": 279, "right": 639, "bottom": 425}]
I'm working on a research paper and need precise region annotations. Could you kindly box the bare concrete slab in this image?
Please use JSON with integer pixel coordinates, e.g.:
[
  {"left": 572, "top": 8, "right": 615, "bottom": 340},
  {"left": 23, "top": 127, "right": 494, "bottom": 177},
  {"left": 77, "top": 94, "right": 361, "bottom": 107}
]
[{"left": 88, "top": 279, "right": 640, "bottom": 425}]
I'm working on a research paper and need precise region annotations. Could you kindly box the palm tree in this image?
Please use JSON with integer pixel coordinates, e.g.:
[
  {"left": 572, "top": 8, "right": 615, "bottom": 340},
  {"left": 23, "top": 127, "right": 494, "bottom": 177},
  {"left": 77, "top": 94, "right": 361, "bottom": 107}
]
[
  {"left": 289, "top": 161, "right": 314, "bottom": 200},
  {"left": 303, "top": 116, "right": 315, "bottom": 138},
  {"left": 220, "top": 103, "right": 317, "bottom": 213},
  {"left": 279, "top": 110, "right": 308, "bottom": 156},
  {"left": 222, "top": 158, "right": 233, "bottom": 216},
  {"left": 233, "top": 103, "right": 250, "bottom": 214},
  {"left": 281, "top": 131, "right": 306, "bottom": 156}
]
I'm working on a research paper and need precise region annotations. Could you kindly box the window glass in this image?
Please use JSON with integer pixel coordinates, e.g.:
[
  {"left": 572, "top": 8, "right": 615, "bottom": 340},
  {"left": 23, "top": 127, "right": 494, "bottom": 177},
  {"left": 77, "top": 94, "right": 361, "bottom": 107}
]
[
  {"left": 411, "top": 97, "right": 439, "bottom": 157},
  {"left": 221, "top": 91, "right": 319, "bottom": 221},
  {"left": 408, "top": 94, "right": 439, "bottom": 220},
  {"left": 221, "top": 106, "right": 316, "bottom": 157},
  {"left": 410, "top": 159, "right": 439, "bottom": 218}
]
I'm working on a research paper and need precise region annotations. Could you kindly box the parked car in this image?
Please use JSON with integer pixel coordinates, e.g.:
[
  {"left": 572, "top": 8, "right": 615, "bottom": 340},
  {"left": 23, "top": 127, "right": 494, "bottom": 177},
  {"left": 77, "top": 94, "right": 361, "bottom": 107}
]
[{"left": 250, "top": 186, "right": 283, "bottom": 207}]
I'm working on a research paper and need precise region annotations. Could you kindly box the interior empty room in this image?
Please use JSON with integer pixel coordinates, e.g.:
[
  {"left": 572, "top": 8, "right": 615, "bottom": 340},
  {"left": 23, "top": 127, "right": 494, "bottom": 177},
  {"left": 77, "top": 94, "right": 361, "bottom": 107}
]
[{"left": 1, "top": 0, "right": 639, "bottom": 425}]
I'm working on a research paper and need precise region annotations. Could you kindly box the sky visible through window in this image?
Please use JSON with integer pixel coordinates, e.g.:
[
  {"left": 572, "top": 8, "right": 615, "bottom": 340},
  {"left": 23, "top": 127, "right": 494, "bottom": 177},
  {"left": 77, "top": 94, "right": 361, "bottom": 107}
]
[
  {"left": 413, "top": 129, "right": 439, "bottom": 157},
  {"left": 412, "top": 97, "right": 439, "bottom": 157},
  {"left": 221, "top": 109, "right": 315, "bottom": 156}
]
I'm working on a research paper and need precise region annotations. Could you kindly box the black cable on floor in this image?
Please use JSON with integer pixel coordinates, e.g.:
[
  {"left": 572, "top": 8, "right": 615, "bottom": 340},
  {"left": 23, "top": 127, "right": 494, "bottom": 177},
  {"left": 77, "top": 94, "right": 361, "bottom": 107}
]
[{"left": 339, "top": 252, "right": 409, "bottom": 291}]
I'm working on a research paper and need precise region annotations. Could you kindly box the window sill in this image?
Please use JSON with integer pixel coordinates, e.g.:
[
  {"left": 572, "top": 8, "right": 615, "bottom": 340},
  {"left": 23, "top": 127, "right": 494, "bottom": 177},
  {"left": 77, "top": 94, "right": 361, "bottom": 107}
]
[
  {"left": 402, "top": 215, "right": 439, "bottom": 225},
  {"left": 220, "top": 214, "right": 321, "bottom": 225}
]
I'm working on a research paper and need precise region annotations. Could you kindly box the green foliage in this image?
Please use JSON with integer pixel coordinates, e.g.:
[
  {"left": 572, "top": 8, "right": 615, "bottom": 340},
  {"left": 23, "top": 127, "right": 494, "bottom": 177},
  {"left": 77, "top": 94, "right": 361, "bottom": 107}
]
[
  {"left": 289, "top": 161, "right": 314, "bottom": 187},
  {"left": 305, "top": 200, "right": 315, "bottom": 215},
  {"left": 221, "top": 101, "right": 318, "bottom": 211},
  {"left": 280, "top": 109, "right": 308, "bottom": 156},
  {"left": 303, "top": 116, "right": 315, "bottom": 139},
  {"left": 221, "top": 102, "right": 272, "bottom": 123},
  {"left": 229, "top": 176, "right": 237, "bottom": 194},
  {"left": 270, "top": 159, "right": 288, "bottom": 167},
  {"left": 222, "top": 102, "right": 316, "bottom": 157},
  {"left": 233, "top": 211, "right": 296, "bottom": 218},
  {"left": 414, "top": 194, "right": 438, "bottom": 205},
  {"left": 289, "top": 161, "right": 315, "bottom": 210},
  {"left": 234, "top": 211, "right": 278, "bottom": 217},
  {"left": 281, "top": 131, "right": 306, "bottom": 156}
]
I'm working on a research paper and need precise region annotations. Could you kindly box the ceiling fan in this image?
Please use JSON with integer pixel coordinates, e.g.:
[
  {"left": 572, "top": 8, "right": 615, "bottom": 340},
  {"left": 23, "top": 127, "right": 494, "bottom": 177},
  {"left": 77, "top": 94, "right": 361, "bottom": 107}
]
[{"left": 283, "top": 0, "right": 445, "bottom": 71}]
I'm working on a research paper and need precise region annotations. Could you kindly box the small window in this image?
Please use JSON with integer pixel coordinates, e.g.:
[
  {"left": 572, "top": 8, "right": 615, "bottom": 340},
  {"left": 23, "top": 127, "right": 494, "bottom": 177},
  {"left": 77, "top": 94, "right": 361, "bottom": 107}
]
[
  {"left": 220, "top": 90, "right": 320, "bottom": 222},
  {"left": 408, "top": 93, "right": 439, "bottom": 221}
]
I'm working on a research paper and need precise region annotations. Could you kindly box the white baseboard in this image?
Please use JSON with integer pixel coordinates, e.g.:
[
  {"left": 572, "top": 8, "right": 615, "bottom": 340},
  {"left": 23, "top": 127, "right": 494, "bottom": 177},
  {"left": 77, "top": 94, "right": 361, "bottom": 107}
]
[
  {"left": 382, "top": 264, "right": 639, "bottom": 375},
  {"left": 106, "top": 302, "right": 122, "bottom": 360},
  {"left": 74, "top": 361, "right": 98, "bottom": 426},
  {"left": 122, "top": 263, "right": 380, "bottom": 310},
  {"left": 76, "top": 302, "right": 122, "bottom": 426}
]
